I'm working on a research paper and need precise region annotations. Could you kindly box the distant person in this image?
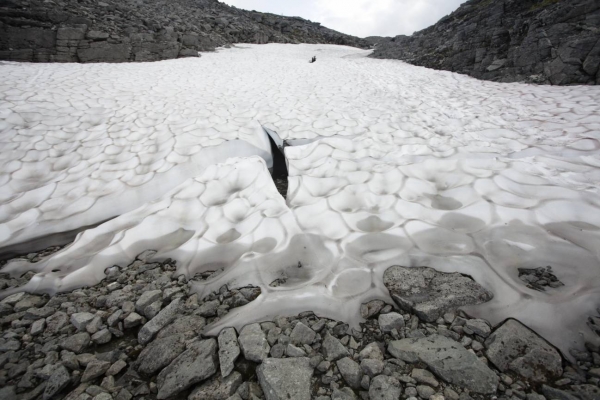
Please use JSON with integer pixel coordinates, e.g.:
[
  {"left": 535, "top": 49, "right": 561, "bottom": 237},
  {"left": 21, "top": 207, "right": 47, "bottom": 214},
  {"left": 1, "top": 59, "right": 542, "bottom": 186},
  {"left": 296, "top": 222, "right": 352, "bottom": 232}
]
[{"left": 309, "top": 56, "right": 316, "bottom": 63}]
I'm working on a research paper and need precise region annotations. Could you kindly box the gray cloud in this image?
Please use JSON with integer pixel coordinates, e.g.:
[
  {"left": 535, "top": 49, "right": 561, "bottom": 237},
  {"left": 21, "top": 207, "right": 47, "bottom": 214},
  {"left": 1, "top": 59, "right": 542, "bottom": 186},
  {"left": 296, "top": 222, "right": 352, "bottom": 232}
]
[{"left": 221, "top": 0, "right": 466, "bottom": 38}]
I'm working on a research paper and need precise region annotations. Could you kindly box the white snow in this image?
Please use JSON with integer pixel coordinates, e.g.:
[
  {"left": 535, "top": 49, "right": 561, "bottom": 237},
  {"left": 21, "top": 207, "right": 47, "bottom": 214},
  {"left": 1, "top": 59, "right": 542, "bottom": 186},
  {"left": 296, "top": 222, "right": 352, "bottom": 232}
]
[{"left": 1, "top": 44, "right": 600, "bottom": 354}]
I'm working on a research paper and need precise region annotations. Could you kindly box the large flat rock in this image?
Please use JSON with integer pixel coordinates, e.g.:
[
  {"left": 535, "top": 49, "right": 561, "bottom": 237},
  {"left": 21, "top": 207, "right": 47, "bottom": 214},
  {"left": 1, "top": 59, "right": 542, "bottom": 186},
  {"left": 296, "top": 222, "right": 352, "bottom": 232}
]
[
  {"left": 485, "top": 319, "right": 563, "bottom": 383},
  {"left": 383, "top": 266, "right": 492, "bottom": 322},
  {"left": 257, "top": 357, "right": 314, "bottom": 400},
  {"left": 388, "top": 334, "right": 498, "bottom": 394}
]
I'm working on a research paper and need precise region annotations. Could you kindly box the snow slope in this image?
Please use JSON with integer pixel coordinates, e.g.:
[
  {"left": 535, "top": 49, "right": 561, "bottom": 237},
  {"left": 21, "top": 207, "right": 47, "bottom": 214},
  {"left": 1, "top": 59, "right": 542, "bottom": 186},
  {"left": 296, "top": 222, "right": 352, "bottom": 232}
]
[{"left": 1, "top": 44, "right": 600, "bottom": 353}]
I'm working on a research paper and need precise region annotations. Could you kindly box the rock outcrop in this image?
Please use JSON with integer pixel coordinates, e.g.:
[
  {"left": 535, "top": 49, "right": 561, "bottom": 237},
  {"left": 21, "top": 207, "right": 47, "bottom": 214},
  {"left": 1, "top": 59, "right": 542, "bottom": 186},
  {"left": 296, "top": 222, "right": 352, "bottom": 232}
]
[
  {"left": 0, "top": 0, "right": 369, "bottom": 63},
  {"left": 371, "top": 0, "right": 600, "bottom": 85}
]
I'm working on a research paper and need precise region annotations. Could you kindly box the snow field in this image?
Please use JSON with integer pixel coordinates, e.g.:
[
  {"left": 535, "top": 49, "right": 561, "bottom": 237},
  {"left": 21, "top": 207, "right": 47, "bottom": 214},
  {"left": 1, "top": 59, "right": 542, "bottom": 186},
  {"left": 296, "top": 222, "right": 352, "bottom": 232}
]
[{"left": 1, "top": 44, "right": 600, "bottom": 353}]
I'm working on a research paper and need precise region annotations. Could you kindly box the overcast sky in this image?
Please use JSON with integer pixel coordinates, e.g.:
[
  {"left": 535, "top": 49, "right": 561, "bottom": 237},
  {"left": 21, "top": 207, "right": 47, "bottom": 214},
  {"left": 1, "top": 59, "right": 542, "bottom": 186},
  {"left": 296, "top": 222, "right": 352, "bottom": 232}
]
[{"left": 221, "top": 0, "right": 466, "bottom": 38}]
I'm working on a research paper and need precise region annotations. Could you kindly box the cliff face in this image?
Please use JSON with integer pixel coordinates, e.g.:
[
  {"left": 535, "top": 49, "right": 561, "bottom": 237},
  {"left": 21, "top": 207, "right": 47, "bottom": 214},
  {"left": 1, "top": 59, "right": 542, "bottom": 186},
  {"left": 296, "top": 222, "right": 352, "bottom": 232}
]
[
  {"left": 371, "top": 0, "right": 600, "bottom": 85},
  {"left": 0, "top": 0, "right": 369, "bottom": 63}
]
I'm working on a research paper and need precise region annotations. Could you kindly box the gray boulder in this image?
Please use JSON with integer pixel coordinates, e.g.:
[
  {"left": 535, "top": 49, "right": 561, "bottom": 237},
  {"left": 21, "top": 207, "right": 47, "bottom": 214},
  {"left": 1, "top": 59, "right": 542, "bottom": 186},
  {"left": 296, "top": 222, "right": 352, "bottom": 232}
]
[
  {"left": 135, "top": 290, "right": 162, "bottom": 315},
  {"left": 157, "top": 338, "right": 218, "bottom": 399},
  {"left": 70, "top": 312, "right": 95, "bottom": 331},
  {"left": 257, "top": 357, "right": 313, "bottom": 400},
  {"left": 238, "top": 323, "right": 270, "bottom": 363},
  {"left": 485, "top": 319, "right": 563, "bottom": 383},
  {"left": 218, "top": 327, "right": 240, "bottom": 377},
  {"left": 388, "top": 334, "right": 498, "bottom": 394},
  {"left": 383, "top": 266, "right": 492, "bottom": 322}
]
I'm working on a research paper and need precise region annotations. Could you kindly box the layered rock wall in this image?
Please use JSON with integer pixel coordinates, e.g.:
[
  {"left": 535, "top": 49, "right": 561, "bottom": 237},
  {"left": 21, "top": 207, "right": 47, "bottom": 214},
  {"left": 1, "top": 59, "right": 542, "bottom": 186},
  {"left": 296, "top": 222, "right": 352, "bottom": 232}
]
[
  {"left": 371, "top": 0, "right": 600, "bottom": 85},
  {"left": 0, "top": 0, "right": 368, "bottom": 63}
]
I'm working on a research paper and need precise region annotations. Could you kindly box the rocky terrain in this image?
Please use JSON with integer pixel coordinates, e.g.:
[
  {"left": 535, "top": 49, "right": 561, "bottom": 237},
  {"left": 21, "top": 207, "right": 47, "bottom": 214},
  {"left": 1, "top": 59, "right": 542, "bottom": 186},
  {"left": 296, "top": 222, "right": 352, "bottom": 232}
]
[
  {"left": 2, "top": 248, "right": 600, "bottom": 400},
  {"left": 371, "top": 0, "right": 600, "bottom": 85},
  {"left": 0, "top": 0, "right": 369, "bottom": 63}
]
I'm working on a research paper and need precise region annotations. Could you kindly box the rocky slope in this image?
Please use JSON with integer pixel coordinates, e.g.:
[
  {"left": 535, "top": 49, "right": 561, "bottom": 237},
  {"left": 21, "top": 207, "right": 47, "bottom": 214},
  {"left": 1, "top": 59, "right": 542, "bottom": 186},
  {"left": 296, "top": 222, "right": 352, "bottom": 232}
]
[
  {"left": 2, "top": 247, "right": 600, "bottom": 400},
  {"left": 371, "top": 0, "right": 600, "bottom": 85},
  {"left": 0, "top": 0, "right": 369, "bottom": 63}
]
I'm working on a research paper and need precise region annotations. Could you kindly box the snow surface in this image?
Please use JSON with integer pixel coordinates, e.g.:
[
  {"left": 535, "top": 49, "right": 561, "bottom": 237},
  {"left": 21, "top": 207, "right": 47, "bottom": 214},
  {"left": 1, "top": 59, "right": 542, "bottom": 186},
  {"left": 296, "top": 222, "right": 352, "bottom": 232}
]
[{"left": 1, "top": 44, "right": 600, "bottom": 353}]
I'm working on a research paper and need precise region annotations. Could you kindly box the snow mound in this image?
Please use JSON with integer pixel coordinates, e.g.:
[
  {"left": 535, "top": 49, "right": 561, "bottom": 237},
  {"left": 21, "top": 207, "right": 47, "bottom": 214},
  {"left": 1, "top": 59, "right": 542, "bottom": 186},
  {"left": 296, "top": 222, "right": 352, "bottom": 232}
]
[{"left": 1, "top": 157, "right": 324, "bottom": 295}]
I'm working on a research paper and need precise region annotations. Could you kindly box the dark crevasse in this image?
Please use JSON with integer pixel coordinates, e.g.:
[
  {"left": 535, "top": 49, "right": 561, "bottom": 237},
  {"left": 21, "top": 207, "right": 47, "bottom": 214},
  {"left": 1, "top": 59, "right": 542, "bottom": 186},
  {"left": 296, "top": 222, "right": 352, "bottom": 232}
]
[{"left": 267, "top": 133, "right": 289, "bottom": 199}]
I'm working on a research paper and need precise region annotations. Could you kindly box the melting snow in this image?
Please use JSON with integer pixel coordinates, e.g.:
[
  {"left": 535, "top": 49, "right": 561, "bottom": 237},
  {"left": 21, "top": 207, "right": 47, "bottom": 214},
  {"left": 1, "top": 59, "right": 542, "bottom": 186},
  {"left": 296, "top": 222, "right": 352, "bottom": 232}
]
[{"left": 1, "top": 44, "right": 600, "bottom": 354}]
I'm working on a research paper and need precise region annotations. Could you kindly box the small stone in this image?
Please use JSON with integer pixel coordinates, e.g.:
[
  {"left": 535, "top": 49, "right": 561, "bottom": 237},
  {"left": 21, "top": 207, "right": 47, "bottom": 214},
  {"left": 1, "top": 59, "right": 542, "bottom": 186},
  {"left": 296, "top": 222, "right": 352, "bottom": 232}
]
[
  {"left": 290, "top": 322, "right": 316, "bottom": 345},
  {"left": 61, "top": 333, "right": 91, "bottom": 354},
  {"left": 123, "top": 312, "right": 143, "bottom": 329},
  {"left": 287, "top": 344, "right": 307, "bottom": 357},
  {"left": 322, "top": 332, "right": 350, "bottom": 361},
  {"left": 30, "top": 319, "right": 46, "bottom": 335},
  {"left": 219, "top": 327, "right": 241, "bottom": 377},
  {"left": 369, "top": 375, "right": 402, "bottom": 400},
  {"left": 136, "top": 334, "right": 186, "bottom": 376},
  {"left": 43, "top": 365, "right": 71, "bottom": 400},
  {"left": 411, "top": 368, "right": 439, "bottom": 387},
  {"left": 138, "top": 298, "right": 181, "bottom": 345},
  {"left": 71, "top": 312, "right": 95, "bottom": 331},
  {"left": 337, "top": 357, "right": 363, "bottom": 389},
  {"left": 378, "top": 312, "right": 405, "bottom": 333},
  {"left": 188, "top": 371, "right": 243, "bottom": 400},
  {"left": 82, "top": 360, "right": 111, "bottom": 382},
  {"left": 238, "top": 323, "right": 270, "bottom": 363},
  {"left": 361, "top": 359, "right": 384, "bottom": 377},
  {"left": 106, "top": 360, "right": 127, "bottom": 376},
  {"left": 465, "top": 319, "right": 491, "bottom": 338},
  {"left": 361, "top": 300, "right": 386, "bottom": 319},
  {"left": 358, "top": 342, "right": 384, "bottom": 361},
  {"left": 257, "top": 357, "right": 313, "bottom": 400},
  {"left": 198, "top": 300, "right": 220, "bottom": 317},
  {"left": 136, "top": 290, "right": 162, "bottom": 314},
  {"left": 92, "top": 329, "right": 112, "bottom": 344},
  {"left": 416, "top": 385, "right": 435, "bottom": 399}
]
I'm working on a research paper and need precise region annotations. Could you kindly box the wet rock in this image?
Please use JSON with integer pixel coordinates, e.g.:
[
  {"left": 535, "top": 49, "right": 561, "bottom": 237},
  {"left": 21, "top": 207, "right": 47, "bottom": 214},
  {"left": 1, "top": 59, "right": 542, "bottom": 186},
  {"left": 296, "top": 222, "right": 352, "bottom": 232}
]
[
  {"left": 138, "top": 298, "right": 181, "bottom": 345},
  {"left": 369, "top": 375, "right": 402, "bottom": 400},
  {"left": 257, "top": 357, "right": 313, "bottom": 400},
  {"left": 238, "top": 323, "right": 270, "bottom": 363},
  {"left": 322, "top": 332, "right": 350, "bottom": 361},
  {"left": 156, "top": 338, "right": 218, "bottom": 399},
  {"left": 485, "top": 319, "right": 563, "bottom": 383},
  {"left": 388, "top": 334, "right": 498, "bottom": 394},
  {"left": 43, "top": 365, "right": 71, "bottom": 400},
  {"left": 383, "top": 266, "right": 492, "bottom": 323},
  {"left": 198, "top": 300, "right": 220, "bottom": 317},
  {"left": 136, "top": 334, "right": 186, "bottom": 376},
  {"left": 188, "top": 371, "right": 243, "bottom": 400}
]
